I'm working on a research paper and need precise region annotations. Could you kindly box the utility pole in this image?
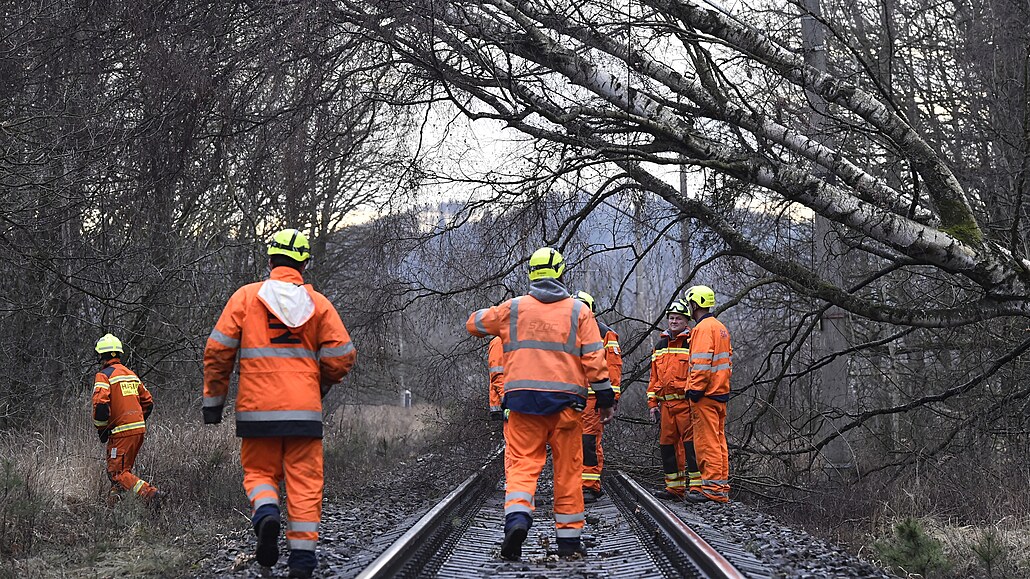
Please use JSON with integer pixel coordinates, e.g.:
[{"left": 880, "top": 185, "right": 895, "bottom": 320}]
[
  {"left": 679, "top": 164, "right": 693, "bottom": 288},
  {"left": 632, "top": 191, "right": 653, "bottom": 324},
  {"left": 396, "top": 309, "right": 405, "bottom": 396},
  {"left": 801, "top": 0, "right": 855, "bottom": 475}
]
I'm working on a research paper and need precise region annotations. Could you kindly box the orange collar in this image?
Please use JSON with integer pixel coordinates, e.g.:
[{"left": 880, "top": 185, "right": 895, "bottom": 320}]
[{"left": 270, "top": 266, "right": 305, "bottom": 284}]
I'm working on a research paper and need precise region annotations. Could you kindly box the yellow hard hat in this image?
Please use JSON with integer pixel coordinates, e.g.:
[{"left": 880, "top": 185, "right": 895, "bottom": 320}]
[
  {"left": 684, "top": 285, "right": 716, "bottom": 309},
  {"left": 665, "top": 299, "right": 689, "bottom": 316},
  {"left": 528, "top": 247, "right": 565, "bottom": 281},
  {"left": 575, "top": 291, "right": 596, "bottom": 312},
  {"left": 95, "top": 333, "right": 123, "bottom": 355},
  {"left": 268, "top": 228, "right": 311, "bottom": 262}
]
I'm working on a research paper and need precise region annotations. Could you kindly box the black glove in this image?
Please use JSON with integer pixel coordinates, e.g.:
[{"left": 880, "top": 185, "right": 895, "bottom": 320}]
[
  {"left": 686, "top": 390, "right": 703, "bottom": 402},
  {"left": 203, "top": 405, "right": 223, "bottom": 425},
  {"left": 143, "top": 406, "right": 152, "bottom": 420},
  {"left": 99, "top": 429, "right": 111, "bottom": 443},
  {"left": 489, "top": 410, "right": 504, "bottom": 421}
]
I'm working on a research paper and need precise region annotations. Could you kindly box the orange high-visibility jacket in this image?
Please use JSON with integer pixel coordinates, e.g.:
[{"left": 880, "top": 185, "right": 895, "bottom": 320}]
[
  {"left": 466, "top": 288, "right": 612, "bottom": 407},
  {"left": 595, "top": 320, "right": 623, "bottom": 400},
  {"left": 686, "top": 314, "right": 732, "bottom": 402},
  {"left": 203, "top": 266, "right": 356, "bottom": 438},
  {"left": 92, "top": 359, "right": 153, "bottom": 437},
  {"left": 646, "top": 329, "right": 690, "bottom": 409},
  {"left": 488, "top": 336, "right": 504, "bottom": 412}
]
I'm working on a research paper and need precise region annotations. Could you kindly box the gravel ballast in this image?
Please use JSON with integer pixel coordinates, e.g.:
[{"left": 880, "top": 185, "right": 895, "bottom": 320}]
[{"left": 191, "top": 455, "right": 894, "bottom": 578}]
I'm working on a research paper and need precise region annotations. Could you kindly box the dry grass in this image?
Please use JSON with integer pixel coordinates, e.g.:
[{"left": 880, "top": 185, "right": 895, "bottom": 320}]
[
  {"left": 0, "top": 401, "right": 447, "bottom": 578},
  {"left": 862, "top": 454, "right": 1030, "bottom": 579},
  {"left": 323, "top": 404, "right": 443, "bottom": 499},
  {"left": 328, "top": 403, "right": 438, "bottom": 444},
  {"left": 760, "top": 458, "right": 1030, "bottom": 579},
  {"left": 12, "top": 400, "right": 1029, "bottom": 578},
  {"left": 921, "top": 517, "right": 1030, "bottom": 578}
]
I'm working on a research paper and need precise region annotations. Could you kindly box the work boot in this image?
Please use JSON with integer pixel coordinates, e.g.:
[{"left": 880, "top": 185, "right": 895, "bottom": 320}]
[
  {"left": 500, "top": 525, "right": 528, "bottom": 561},
  {"left": 287, "top": 549, "right": 316, "bottom": 578},
  {"left": 653, "top": 490, "right": 683, "bottom": 500},
  {"left": 106, "top": 487, "right": 122, "bottom": 508},
  {"left": 582, "top": 488, "right": 598, "bottom": 504},
  {"left": 556, "top": 539, "right": 588, "bottom": 559},
  {"left": 683, "top": 492, "right": 720, "bottom": 504},
  {"left": 255, "top": 515, "right": 281, "bottom": 567},
  {"left": 146, "top": 490, "right": 167, "bottom": 509}
]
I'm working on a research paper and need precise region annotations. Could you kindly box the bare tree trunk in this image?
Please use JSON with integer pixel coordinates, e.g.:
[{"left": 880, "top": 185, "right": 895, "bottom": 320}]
[
  {"left": 802, "top": 0, "right": 855, "bottom": 475},
  {"left": 632, "top": 192, "right": 653, "bottom": 324}
]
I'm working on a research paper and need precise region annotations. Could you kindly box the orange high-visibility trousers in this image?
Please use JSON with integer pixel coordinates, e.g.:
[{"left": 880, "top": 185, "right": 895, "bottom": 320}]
[
  {"left": 692, "top": 397, "right": 729, "bottom": 502},
  {"left": 658, "top": 399, "right": 693, "bottom": 495},
  {"left": 241, "top": 437, "right": 324, "bottom": 552},
  {"left": 581, "top": 396, "right": 604, "bottom": 492},
  {"left": 106, "top": 432, "right": 158, "bottom": 498},
  {"left": 504, "top": 408, "right": 584, "bottom": 540}
]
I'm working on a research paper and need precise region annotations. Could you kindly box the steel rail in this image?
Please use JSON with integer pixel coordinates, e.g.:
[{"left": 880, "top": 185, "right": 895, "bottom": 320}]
[
  {"left": 612, "top": 470, "right": 748, "bottom": 579},
  {"left": 355, "top": 454, "right": 749, "bottom": 579},
  {"left": 354, "top": 447, "right": 503, "bottom": 579}
]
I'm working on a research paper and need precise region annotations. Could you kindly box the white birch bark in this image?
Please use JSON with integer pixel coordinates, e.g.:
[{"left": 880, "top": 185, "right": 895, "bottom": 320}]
[{"left": 340, "top": 0, "right": 1030, "bottom": 319}]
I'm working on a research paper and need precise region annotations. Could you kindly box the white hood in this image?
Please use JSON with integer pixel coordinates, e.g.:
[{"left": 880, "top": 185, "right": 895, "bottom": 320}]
[{"left": 257, "top": 279, "right": 315, "bottom": 328}]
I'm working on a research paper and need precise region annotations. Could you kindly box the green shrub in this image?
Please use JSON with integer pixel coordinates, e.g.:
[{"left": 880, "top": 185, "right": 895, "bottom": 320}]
[
  {"left": 874, "top": 517, "right": 951, "bottom": 577},
  {"left": 971, "top": 528, "right": 1011, "bottom": 578}
]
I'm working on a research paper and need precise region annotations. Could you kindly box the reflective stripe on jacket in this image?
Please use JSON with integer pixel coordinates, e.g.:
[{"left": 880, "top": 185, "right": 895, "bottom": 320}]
[
  {"left": 466, "top": 282, "right": 612, "bottom": 412},
  {"left": 686, "top": 314, "right": 732, "bottom": 402},
  {"left": 203, "top": 266, "right": 356, "bottom": 438},
  {"left": 646, "top": 329, "right": 690, "bottom": 409},
  {"left": 92, "top": 359, "right": 152, "bottom": 437},
  {"left": 488, "top": 336, "right": 504, "bottom": 412}
]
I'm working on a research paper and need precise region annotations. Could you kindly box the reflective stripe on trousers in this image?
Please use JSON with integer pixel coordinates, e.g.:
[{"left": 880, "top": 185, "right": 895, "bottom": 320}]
[
  {"left": 504, "top": 408, "right": 585, "bottom": 537},
  {"left": 248, "top": 483, "right": 280, "bottom": 512},
  {"left": 242, "top": 437, "right": 325, "bottom": 546},
  {"left": 106, "top": 431, "right": 157, "bottom": 498},
  {"left": 580, "top": 395, "right": 605, "bottom": 492},
  {"left": 288, "top": 520, "right": 319, "bottom": 551},
  {"left": 691, "top": 396, "right": 730, "bottom": 502}
]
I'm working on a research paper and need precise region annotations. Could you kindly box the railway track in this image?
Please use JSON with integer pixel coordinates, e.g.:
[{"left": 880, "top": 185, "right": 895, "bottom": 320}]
[{"left": 354, "top": 454, "right": 772, "bottom": 579}]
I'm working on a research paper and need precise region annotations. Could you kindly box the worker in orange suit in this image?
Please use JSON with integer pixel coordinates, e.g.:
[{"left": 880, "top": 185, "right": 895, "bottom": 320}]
[
  {"left": 467, "top": 247, "right": 614, "bottom": 561},
  {"left": 683, "top": 285, "right": 732, "bottom": 504},
  {"left": 203, "top": 228, "right": 356, "bottom": 579},
  {"left": 573, "top": 291, "right": 623, "bottom": 504},
  {"left": 488, "top": 336, "right": 505, "bottom": 422},
  {"left": 91, "top": 333, "right": 163, "bottom": 505},
  {"left": 646, "top": 299, "right": 701, "bottom": 500}
]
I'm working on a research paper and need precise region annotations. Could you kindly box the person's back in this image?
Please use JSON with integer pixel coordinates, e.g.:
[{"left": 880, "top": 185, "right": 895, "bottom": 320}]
[
  {"left": 91, "top": 333, "right": 161, "bottom": 504},
  {"left": 686, "top": 314, "right": 732, "bottom": 402},
  {"left": 204, "top": 265, "right": 354, "bottom": 437},
  {"left": 96, "top": 360, "right": 149, "bottom": 437},
  {"left": 203, "top": 228, "right": 356, "bottom": 578},
  {"left": 498, "top": 287, "right": 599, "bottom": 413},
  {"left": 466, "top": 247, "right": 614, "bottom": 561}
]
